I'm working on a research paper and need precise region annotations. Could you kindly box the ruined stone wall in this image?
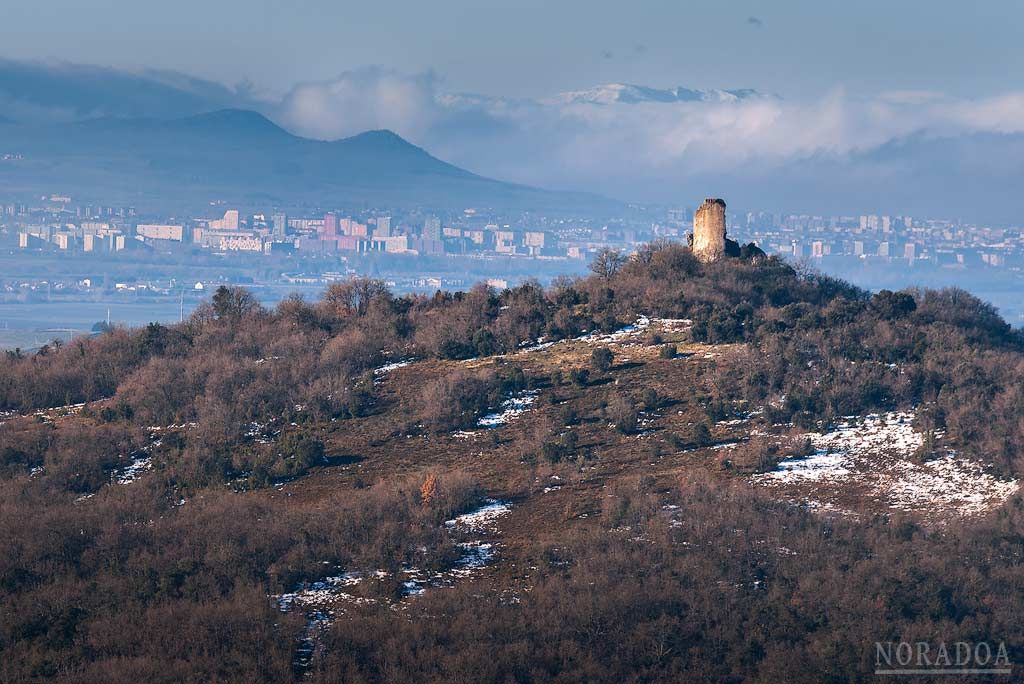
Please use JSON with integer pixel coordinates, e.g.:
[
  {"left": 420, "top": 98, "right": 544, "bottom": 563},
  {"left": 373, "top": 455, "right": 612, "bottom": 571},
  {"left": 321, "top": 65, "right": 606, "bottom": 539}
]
[{"left": 692, "top": 198, "right": 727, "bottom": 263}]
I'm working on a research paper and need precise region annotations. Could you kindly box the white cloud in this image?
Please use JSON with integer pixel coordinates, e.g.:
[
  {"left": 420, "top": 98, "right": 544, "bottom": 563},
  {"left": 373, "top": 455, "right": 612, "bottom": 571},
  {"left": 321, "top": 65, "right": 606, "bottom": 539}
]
[
  {"left": 936, "top": 93, "right": 1024, "bottom": 134},
  {"left": 275, "top": 67, "right": 442, "bottom": 142},
  {"left": 269, "top": 69, "right": 1024, "bottom": 202}
]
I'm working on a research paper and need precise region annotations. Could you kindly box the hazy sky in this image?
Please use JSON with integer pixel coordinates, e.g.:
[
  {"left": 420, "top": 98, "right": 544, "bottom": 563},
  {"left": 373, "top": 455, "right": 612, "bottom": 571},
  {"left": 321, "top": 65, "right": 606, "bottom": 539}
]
[{"left": 3, "top": 0, "right": 1021, "bottom": 97}]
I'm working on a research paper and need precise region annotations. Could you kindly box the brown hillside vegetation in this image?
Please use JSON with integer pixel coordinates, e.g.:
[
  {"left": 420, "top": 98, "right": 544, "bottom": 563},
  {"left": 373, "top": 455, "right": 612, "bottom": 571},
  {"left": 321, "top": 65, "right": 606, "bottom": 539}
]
[{"left": 2, "top": 243, "right": 1024, "bottom": 682}]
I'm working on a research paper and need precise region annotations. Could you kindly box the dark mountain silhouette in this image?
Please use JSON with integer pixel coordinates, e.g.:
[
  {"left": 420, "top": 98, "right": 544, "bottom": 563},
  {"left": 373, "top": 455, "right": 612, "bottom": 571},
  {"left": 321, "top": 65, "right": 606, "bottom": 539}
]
[{"left": 0, "top": 109, "right": 610, "bottom": 212}]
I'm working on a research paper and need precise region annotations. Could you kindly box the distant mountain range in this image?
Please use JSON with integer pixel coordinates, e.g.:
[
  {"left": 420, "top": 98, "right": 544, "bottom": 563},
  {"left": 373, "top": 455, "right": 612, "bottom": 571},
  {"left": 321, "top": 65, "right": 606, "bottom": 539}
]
[
  {"left": 0, "top": 58, "right": 771, "bottom": 212},
  {"left": 3, "top": 58, "right": 1024, "bottom": 220},
  {"left": 0, "top": 109, "right": 610, "bottom": 213}
]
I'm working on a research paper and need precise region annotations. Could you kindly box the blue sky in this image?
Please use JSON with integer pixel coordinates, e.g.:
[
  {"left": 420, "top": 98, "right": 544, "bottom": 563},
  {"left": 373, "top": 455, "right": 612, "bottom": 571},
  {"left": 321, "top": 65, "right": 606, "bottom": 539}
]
[{"left": 3, "top": 0, "right": 1021, "bottom": 98}]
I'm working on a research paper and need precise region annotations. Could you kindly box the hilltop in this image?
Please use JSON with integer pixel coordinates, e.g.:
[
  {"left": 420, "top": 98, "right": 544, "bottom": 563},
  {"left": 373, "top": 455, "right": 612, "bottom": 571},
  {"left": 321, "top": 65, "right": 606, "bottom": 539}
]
[{"left": 2, "top": 244, "right": 1024, "bottom": 681}]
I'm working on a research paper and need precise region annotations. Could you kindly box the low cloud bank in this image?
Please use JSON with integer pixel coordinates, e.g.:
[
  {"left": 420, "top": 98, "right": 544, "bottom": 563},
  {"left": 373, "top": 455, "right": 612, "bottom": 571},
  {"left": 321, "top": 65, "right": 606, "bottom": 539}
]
[{"left": 274, "top": 69, "right": 1024, "bottom": 214}]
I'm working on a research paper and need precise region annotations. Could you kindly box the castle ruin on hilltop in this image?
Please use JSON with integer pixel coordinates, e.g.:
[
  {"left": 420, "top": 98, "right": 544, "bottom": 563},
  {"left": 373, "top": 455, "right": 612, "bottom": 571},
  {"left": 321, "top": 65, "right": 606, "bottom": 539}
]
[{"left": 689, "top": 198, "right": 731, "bottom": 263}]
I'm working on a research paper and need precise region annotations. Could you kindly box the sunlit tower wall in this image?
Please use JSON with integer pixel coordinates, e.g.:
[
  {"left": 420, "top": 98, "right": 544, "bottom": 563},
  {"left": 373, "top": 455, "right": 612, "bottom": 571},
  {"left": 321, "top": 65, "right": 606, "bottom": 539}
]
[{"left": 691, "top": 198, "right": 727, "bottom": 262}]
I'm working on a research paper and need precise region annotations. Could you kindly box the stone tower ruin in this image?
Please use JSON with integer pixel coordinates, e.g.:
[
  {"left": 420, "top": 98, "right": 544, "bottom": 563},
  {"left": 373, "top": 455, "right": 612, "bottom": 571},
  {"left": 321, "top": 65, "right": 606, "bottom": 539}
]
[{"left": 690, "top": 198, "right": 728, "bottom": 263}]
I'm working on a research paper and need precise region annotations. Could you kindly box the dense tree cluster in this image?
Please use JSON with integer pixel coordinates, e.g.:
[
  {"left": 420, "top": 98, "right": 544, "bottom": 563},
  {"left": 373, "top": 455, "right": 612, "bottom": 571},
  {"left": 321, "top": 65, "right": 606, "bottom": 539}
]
[
  {"left": 313, "top": 476, "right": 1024, "bottom": 683},
  {"left": 0, "top": 469, "right": 480, "bottom": 682}
]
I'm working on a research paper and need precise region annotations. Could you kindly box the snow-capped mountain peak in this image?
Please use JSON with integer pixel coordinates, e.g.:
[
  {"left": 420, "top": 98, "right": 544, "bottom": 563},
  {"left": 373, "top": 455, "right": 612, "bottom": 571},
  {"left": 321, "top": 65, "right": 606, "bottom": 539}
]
[{"left": 544, "top": 83, "right": 762, "bottom": 106}]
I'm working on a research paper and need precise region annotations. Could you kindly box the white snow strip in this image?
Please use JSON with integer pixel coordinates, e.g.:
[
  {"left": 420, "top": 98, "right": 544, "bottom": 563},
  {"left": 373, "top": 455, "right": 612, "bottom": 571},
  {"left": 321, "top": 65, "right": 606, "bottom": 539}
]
[
  {"left": 763, "top": 451, "right": 850, "bottom": 481},
  {"left": 520, "top": 340, "right": 556, "bottom": 353},
  {"left": 653, "top": 318, "right": 693, "bottom": 328},
  {"left": 445, "top": 499, "right": 512, "bottom": 532},
  {"left": 113, "top": 455, "right": 153, "bottom": 485},
  {"left": 373, "top": 359, "right": 414, "bottom": 376},
  {"left": 577, "top": 315, "right": 651, "bottom": 345},
  {"left": 275, "top": 572, "right": 373, "bottom": 612},
  {"left": 477, "top": 391, "right": 538, "bottom": 428},
  {"left": 517, "top": 316, "right": 689, "bottom": 354}
]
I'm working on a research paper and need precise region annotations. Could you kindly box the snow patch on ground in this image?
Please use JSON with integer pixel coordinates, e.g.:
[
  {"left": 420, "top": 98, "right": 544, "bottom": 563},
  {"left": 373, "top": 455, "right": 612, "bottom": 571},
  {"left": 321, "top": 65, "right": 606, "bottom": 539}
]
[
  {"left": 373, "top": 359, "right": 414, "bottom": 378},
  {"left": 753, "top": 412, "right": 1018, "bottom": 519},
  {"left": 577, "top": 315, "right": 651, "bottom": 344},
  {"left": 275, "top": 498, "right": 512, "bottom": 671},
  {"left": 405, "top": 500, "right": 512, "bottom": 593},
  {"left": 445, "top": 499, "right": 512, "bottom": 532},
  {"left": 451, "top": 542, "right": 495, "bottom": 575},
  {"left": 6, "top": 399, "right": 130, "bottom": 426},
  {"left": 274, "top": 572, "right": 373, "bottom": 673},
  {"left": 767, "top": 451, "right": 849, "bottom": 480},
  {"left": 520, "top": 338, "right": 556, "bottom": 353},
  {"left": 147, "top": 422, "right": 197, "bottom": 431},
  {"left": 655, "top": 318, "right": 693, "bottom": 329},
  {"left": 758, "top": 412, "right": 920, "bottom": 483},
  {"left": 113, "top": 454, "right": 153, "bottom": 485},
  {"left": 279, "top": 499, "right": 511, "bottom": 614},
  {"left": 885, "top": 454, "right": 1019, "bottom": 516},
  {"left": 512, "top": 316, "right": 690, "bottom": 357},
  {"left": 477, "top": 391, "right": 538, "bottom": 429},
  {"left": 31, "top": 401, "right": 91, "bottom": 424},
  {"left": 244, "top": 420, "right": 276, "bottom": 443},
  {"left": 275, "top": 573, "right": 366, "bottom": 614}
]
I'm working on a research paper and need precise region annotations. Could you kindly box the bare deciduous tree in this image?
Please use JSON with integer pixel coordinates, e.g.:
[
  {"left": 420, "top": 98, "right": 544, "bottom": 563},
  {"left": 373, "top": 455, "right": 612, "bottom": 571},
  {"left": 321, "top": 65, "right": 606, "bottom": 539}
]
[{"left": 589, "top": 247, "right": 626, "bottom": 280}]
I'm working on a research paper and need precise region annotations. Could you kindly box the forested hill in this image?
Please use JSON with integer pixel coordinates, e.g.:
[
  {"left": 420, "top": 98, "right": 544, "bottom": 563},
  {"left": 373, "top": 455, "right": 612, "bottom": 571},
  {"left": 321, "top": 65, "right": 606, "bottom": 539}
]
[{"left": 3, "top": 242, "right": 1024, "bottom": 682}]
